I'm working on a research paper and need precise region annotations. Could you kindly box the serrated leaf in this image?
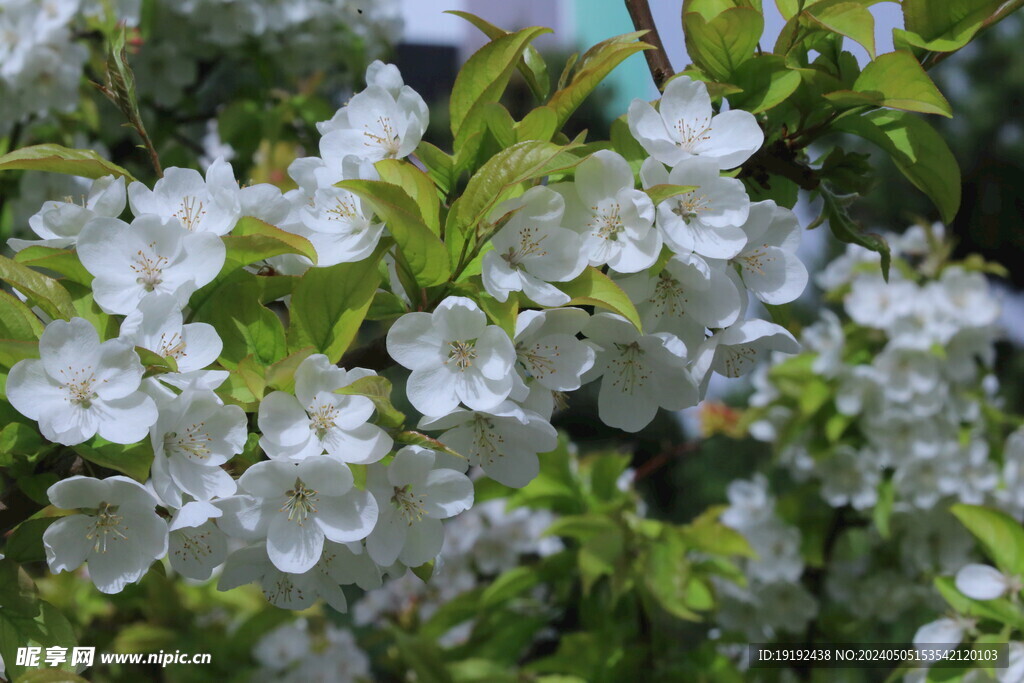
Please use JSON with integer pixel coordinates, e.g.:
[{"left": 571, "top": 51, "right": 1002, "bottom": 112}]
[
  {"left": 13, "top": 247, "right": 93, "bottom": 286},
  {"left": 727, "top": 55, "right": 802, "bottom": 113},
  {"left": 287, "top": 243, "right": 387, "bottom": 362},
  {"left": 448, "top": 25, "right": 552, "bottom": 138},
  {"left": 0, "top": 339, "right": 40, "bottom": 368},
  {"left": 448, "top": 11, "right": 550, "bottom": 100},
  {"left": 73, "top": 438, "right": 154, "bottom": 482},
  {"left": 195, "top": 281, "right": 287, "bottom": 367},
  {"left": 0, "top": 291, "right": 44, "bottom": 341},
  {"left": 0, "top": 144, "right": 135, "bottom": 181},
  {"left": 547, "top": 31, "right": 651, "bottom": 129},
  {"left": 951, "top": 503, "right": 1024, "bottom": 576},
  {"left": 554, "top": 267, "right": 643, "bottom": 330},
  {"left": 480, "top": 566, "right": 540, "bottom": 607},
  {"left": 902, "top": 0, "right": 1002, "bottom": 48},
  {"left": 644, "top": 184, "right": 699, "bottom": 205},
  {"left": 683, "top": 7, "right": 764, "bottom": 81},
  {"left": 415, "top": 142, "right": 455, "bottom": 197},
  {"left": 223, "top": 216, "right": 318, "bottom": 265},
  {"left": 852, "top": 50, "right": 951, "bottom": 117},
  {"left": 516, "top": 106, "right": 559, "bottom": 143},
  {"left": 820, "top": 186, "right": 891, "bottom": 280},
  {"left": 0, "top": 255, "right": 77, "bottom": 322},
  {"left": 832, "top": 109, "right": 961, "bottom": 223},
  {"left": 335, "top": 180, "right": 450, "bottom": 287},
  {"left": 375, "top": 160, "right": 442, "bottom": 235},
  {"left": 806, "top": 1, "right": 876, "bottom": 59}
]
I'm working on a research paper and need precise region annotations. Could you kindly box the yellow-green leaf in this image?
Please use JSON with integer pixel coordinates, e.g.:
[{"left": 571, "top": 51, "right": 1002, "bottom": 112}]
[
  {"left": 0, "top": 144, "right": 135, "bottom": 181},
  {"left": 0, "top": 255, "right": 77, "bottom": 321},
  {"left": 555, "top": 267, "right": 642, "bottom": 331},
  {"left": 852, "top": 50, "right": 951, "bottom": 117}
]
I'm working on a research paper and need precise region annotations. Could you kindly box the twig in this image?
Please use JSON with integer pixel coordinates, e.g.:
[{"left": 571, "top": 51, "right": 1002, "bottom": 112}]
[{"left": 624, "top": 0, "right": 675, "bottom": 90}]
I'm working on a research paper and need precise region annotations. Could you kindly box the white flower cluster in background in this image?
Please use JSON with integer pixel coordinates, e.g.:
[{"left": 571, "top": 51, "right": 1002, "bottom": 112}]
[
  {"left": 749, "top": 224, "right": 1006, "bottom": 513},
  {"left": 713, "top": 475, "right": 817, "bottom": 641},
  {"left": 0, "top": 0, "right": 398, "bottom": 128},
  {"left": 4, "top": 63, "right": 808, "bottom": 608},
  {"left": 252, "top": 618, "right": 371, "bottom": 683}
]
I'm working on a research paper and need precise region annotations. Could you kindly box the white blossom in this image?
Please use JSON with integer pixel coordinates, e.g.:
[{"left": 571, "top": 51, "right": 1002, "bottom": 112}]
[
  {"left": 42, "top": 476, "right": 168, "bottom": 594},
  {"left": 732, "top": 199, "right": 808, "bottom": 304},
  {"left": 128, "top": 157, "right": 241, "bottom": 235},
  {"left": 167, "top": 500, "right": 228, "bottom": 581},
  {"left": 7, "top": 317, "right": 158, "bottom": 445},
  {"left": 119, "top": 293, "right": 222, "bottom": 373},
  {"left": 9, "top": 175, "right": 125, "bottom": 252},
  {"left": 955, "top": 563, "right": 1021, "bottom": 601}
]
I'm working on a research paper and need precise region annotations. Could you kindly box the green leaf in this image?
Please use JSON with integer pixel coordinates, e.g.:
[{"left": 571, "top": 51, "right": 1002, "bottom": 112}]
[
  {"left": 0, "top": 255, "right": 77, "bottom": 322},
  {"left": 415, "top": 142, "right": 456, "bottom": 197},
  {"left": 73, "top": 438, "right": 154, "bottom": 482},
  {"left": 136, "top": 346, "right": 179, "bottom": 374},
  {"left": 544, "top": 514, "right": 619, "bottom": 539},
  {"left": 873, "top": 479, "right": 894, "bottom": 539},
  {"left": 367, "top": 290, "right": 408, "bottom": 321},
  {"left": 833, "top": 109, "right": 961, "bottom": 222},
  {"left": 820, "top": 186, "right": 891, "bottom": 280},
  {"left": 446, "top": 141, "right": 582, "bottom": 269},
  {"left": 554, "top": 267, "right": 643, "bottom": 330},
  {"left": 951, "top": 503, "right": 1024, "bottom": 576},
  {"left": 0, "top": 340, "right": 40, "bottom": 368},
  {"left": 0, "top": 570, "right": 77, "bottom": 681},
  {"left": 18, "top": 669, "right": 90, "bottom": 683},
  {"left": 0, "top": 291, "right": 44, "bottom": 341},
  {"left": 547, "top": 31, "right": 651, "bottom": 129},
  {"left": 683, "top": 7, "right": 764, "bottom": 82},
  {"left": 0, "top": 144, "right": 135, "bottom": 181},
  {"left": 454, "top": 102, "right": 517, "bottom": 177},
  {"left": 335, "top": 180, "right": 450, "bottom": 287},
  {"left": 448, "top": 25, "right": 552, "bottom": 138},
  {"left": 934, "top": 576, "right": 1024, "bottom": 630},
  {"left": 448, "top": 11, "right": 550, "bottom": 100},
  {"left": 902, "top": 0, "right": 1002, "bottom": 48},
  {"left": 643, "top": 184, "right": 699, "bottom": 205},
  {"left": 287, "top": 244, "right": 386, "bottom": 362},
  {"left": 223, "top": 216, "right": 318, "bottom": 266},
  {"left": 850, "top": 50, "right": 951, "bottom": 117},
  {"left": 516, "top": 106, "right": 559, "bottom": 143},
  {"left": 13, "top": 247, "right": 93, "bottom": 286},
  {"left": 644, "top": 533, "right": 701, "bottom": 620},
  {"left": 336, "top": 375, "right": 405, "bottom": 429},
  {"left": 4, "top": 518, "right": 57, "bottom": 563},
  {"left": 480, "top": 566, "right": 540, "bottom": 607},
  {"left": 195, "top": 282, "right": 287, "bottom": 367},
  {"left": 806, "top": 1, "right": 876, "bottom": 59},
  {"left": 0, "top": 422, "right": 45, "bottom": 460},
  {"left": 727, "top": 55, "right": 802, "bottom": 113},
  {"left": 679, "top": 506, "right": 755, "bottom": 557},
  {"left": 410, "top": 560, "right": 435, "bottom": 583},
  {"left": 375, "top": 160, "right": 442, "bottom": 235}
]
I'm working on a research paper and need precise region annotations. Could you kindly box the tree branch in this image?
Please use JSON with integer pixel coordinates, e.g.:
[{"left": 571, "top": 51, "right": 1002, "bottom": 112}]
[
  {"left": 921, "top": 0, "right": 1024, "bottom": 70},
  {"left": 624, "top": 0, "right": 675, "bottom": 90}
]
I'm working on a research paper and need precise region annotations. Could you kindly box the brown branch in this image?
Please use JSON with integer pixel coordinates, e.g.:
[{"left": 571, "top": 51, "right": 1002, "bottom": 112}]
[{"left": 624, "top": 0, "right": 675, "bottom": 90}]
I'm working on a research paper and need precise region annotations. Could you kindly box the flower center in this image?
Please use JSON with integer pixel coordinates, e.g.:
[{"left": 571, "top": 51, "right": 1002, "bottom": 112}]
[
  {"left": 158, "top": 332, "right": 187, "bottom": 359},
  {"left": 674, "top": 117, "right": 712, "bottom": 151},
  {"left": 470, "top": 415, "right": 503, "bottom": 464},
  {"left": 446, "top": 340, "right": 478, "bottom": 371},
  {"left": 85, "top": 502, "right": 127, "bottom": 553},
  {"left": 364, "top": 117, "right": 402, "bottom": 157},
  {"left": 672, "top": 192, "right": 709, "bottom": 223},
  {"left": 308, "top": 402, "right": 339, "bottom": 439},
  {"left": 720, "top": 345, "right": 758, "bottom": 378},
  {"left": 391, "top": 484, "right": 426, "bottom": 525},
  {"left": 164, "top": 423, "right": 212, "bottom": 460},
  {"left": 739, "top": 248, "right": 771, "bottom": 276},
  {"left": 500, "top": 226, "right": 549, "bottom": 268},
  {"left": 650, "top": 272, "right": 687, "bottom": 318},
  {"left": 131, "top": 243, "right": 170, "bottom": 291},
  {"left": 610, "top": 341, "right": 648, "bottom": 393},
  {"left": 281, "top": 477, "right": 319, "bottom": 525},
  {"left": 591, "top": 203, "right": 624, "bottom": 241},
  {"left": 326, "top": 196, "right": 359, "bottom": 222},
  {"left": 58, "top": 366, "right": 99, "bottom": 408},
  {"left": 516, "top": 340, "right": 559, "bottom": 379},
  {"left": 175, "top": 196, "right": 206, "bottom": 231}
]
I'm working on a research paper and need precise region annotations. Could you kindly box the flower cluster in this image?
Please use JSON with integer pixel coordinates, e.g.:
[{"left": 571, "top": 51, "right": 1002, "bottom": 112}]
[
  {"left": 0, "top": 0, "right": 398, "bottom": 128},
  {"left": 5, "top": 63, "right": 806, "bottom": 608},
  {"left": 253, "top": 618, "right": 371, "bottom": 683},
  {"left": 748, "top": 223, "right": 1004, "bottom": 513}
]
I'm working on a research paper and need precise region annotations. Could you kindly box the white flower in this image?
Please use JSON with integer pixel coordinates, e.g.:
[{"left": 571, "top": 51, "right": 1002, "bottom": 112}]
[
  {"left": 803, "top": 309, "right": 844, "bottom": 378},
  {"left": 257, "top": 354, "right": 392, "bottom": 464},
  {"left": 8, "top": 175, "right": 125, "bottom": 251},
  {"left": 149, "top": 389, "right": 246, "bottom": 506},
  {"left": 732, "top": 200, "right": 807, "bottom": 304},
  {"left": 419, "top": 402, "right": 558, "bottom": 488},
  {"left": 217, "top": 456, "right": 378, "bottom": 574},
  {"left": 844, "top": 274, "right": 917, "bottom": 331},
  {"left": 872, "top": 347, "right": 942, "bottom": 404},
  {"left": 77, "top": 214, "right": 225, "bottom": 314},
  {"left": 119, "top": 293, "right": 222, "bottom": 373},
  {"left": 512, "top": 308, "right": 595, "bottom": 393},
  {"left": 641, "top": 157, "right": 749, "bottom": 259},
  {"left": 555, "top": 149, "right": 660, "bottom": 273},
  {"left": 167, "top": 500, "right": 228, "bottom": 581},
  {"left": 127, "top": 157, "right": 241, "bottom": 235},
  {"left": 7, "top": 318, "right": 158, "bottom": 445},
  {"left": 386, "top": 297, "right": 517, "bottom": 417},
  {"left": 929, "top": 266, "right": 1001, "bottom": 329},
  {"left": 583, "top": 312, "right": 698, "bottom": 432},
  {"left": 913, "top": 616, "right": 971, "bottom": 655},
  {"left": 617, "top": 251, "right": 742, "bottom": 350},
  {"left": 218, "top": 541, "right": 381, "bottom": 613},
  {"left": 296, "top": 184, "right": 385, "bottom": 266},
  {"left": 817, "top": 446, "right": 880, "bottom": 510},
  {"left": 318, "top": 72, "right": 428, "bottom": 164},
  {"left": 692, "top": 319, "right": 800, "bottom": 387},
  {"left": 42, "top": 475, "right": 168, "bottom": 594},
  {"left": 365, "top": 446, "right": 474, "bottom": 567},
  {"left": 627, "top": 75, "right": 763, "bottom": 169},
  {"left": 721, "top": 475, "right": 774, "bottom": 530},
  {"left": 481, "top": 186, "right": 587, "bottom": 306},
  {"left": 955, "top": 563, "right": 1021, "bottom": 601}
]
